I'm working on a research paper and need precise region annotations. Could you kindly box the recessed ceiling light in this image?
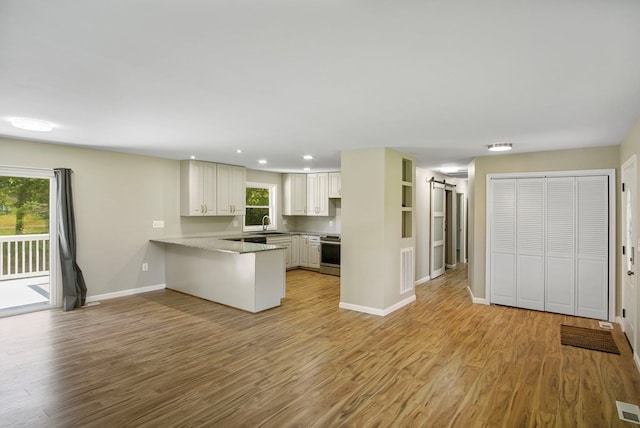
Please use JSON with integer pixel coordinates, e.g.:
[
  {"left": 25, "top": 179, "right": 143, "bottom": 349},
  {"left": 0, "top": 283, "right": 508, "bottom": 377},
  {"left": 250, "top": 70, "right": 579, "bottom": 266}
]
[
  {"left": 11, "top": 117, "right": 54, "bottom": 132},
  {"left": 236, "top": 149, "right": 242, "bottom": 154},
  {"left": 304, "top": 167, "right": 310, "bottom": 171},
  {"left": 258, "top": 159, "right": 267, "bottom": 164},
  {"left": 488, "top": 143, "right": 512, "bottom": 152},
  {"left": 303, "top": 155, "right": 313, "bottom": 160}
]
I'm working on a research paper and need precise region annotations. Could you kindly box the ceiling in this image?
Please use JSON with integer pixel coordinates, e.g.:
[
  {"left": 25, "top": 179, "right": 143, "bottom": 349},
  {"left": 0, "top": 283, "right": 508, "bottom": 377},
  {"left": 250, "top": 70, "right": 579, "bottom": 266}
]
[{"left": 1, "top": 1, "right": 640, "bottom": 175}]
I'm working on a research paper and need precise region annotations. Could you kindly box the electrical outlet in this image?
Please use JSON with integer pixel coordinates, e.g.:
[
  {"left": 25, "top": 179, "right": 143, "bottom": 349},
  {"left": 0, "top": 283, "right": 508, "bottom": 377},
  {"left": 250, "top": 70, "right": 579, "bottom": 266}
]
[
  {"left": 329, "top": 220, "right": 334, "bottom": 227},
  {"left": 152, "top": 220, "right": 164, "bottom": 228},
  {"left": 283, "top": 219, "right": 288, "bottom": 225},
  {"left": 142, "top": 263, "right": 148, "bottom": 271},
  {"left": 232, "top": 220, "right": 239, "bottom": 227}
]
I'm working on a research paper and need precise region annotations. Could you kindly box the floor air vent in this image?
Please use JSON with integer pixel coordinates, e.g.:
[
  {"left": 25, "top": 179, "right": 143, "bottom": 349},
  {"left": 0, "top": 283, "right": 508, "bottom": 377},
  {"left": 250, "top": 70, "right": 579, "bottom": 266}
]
[
  {"left": 400, "top": 247, "right": 414, "bottom": 293},
  {"left": 617, "top": 401, "right": 640, "bottom": 424}
]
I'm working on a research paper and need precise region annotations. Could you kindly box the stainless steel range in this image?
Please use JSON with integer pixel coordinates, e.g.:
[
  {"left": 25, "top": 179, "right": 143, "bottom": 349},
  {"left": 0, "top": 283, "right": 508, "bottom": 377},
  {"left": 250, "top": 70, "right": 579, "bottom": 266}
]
[{"left": 320, "top": 235, "right": 341, "bottom": 276}]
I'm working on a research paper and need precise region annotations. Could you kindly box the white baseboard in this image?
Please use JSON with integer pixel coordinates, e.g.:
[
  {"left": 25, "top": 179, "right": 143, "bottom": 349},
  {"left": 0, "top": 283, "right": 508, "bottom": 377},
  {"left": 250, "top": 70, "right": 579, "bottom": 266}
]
[
  {"left": 86, "top": 283, "right": 166, "bottom": 303},
  {"left": 339, "top": 294, "right": 416, "bottom": 317},
  {"left": 615, "top": 317, "right": 640, "bottom": 375},
  {"left": 414, "top": 276, "right": 430, "bottom": 286},
  {"left": 446, "top": 263, "right": 456, "bottom": 269},
  {"left": 467, "top": 286, "right": 487, "bottom": 305}
]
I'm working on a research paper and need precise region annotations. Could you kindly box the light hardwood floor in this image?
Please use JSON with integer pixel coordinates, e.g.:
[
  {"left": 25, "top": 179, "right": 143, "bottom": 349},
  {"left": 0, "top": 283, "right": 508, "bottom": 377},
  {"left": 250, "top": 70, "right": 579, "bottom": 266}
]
[{"left": 1, "top": 265, "right": 639, "bottom": 427}]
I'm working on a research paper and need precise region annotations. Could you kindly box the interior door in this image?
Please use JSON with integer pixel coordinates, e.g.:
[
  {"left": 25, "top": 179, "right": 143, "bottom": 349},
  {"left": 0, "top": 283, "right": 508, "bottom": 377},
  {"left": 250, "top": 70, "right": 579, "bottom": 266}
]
[
  {"left": 622, "top": 157, "right": 637, "bottom": 352},
  {"left": 430, "top": 182, "right": 446, "bottom": 279},
  {"left": 575, "top": 176, "right": 609, "bottom": 320},
  {"left": 545, "top": 177, "right": 576, "bottom": 315},
  {"left": 516, "top": 178, "right": 545, "bottom": 311},
  {"left": 489, "top": 179, "right": 517, "bottom": 306}
]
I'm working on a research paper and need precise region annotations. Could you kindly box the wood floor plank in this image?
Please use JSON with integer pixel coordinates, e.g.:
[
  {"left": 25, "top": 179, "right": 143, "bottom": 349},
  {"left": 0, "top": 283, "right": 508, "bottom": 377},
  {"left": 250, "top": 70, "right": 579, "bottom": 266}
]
[{"left": 1, "top": 265, "right": 639, "bottom": 427}]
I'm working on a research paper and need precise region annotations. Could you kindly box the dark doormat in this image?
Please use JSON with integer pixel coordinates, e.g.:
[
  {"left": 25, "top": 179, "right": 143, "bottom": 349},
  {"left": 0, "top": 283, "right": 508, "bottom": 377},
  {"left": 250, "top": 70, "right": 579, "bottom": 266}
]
[{"left": 560, "top": 324, "right": 620, "bottom": 354}]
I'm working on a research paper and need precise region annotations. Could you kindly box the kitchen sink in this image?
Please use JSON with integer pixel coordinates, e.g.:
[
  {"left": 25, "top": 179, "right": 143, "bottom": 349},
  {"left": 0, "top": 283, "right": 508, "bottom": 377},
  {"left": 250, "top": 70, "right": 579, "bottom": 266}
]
[
  {"left": 255, "top": 231, "right": 290, "bottom": 235},
  {"left": 223, "top": 236, "right": 268, "bottom": 244}
]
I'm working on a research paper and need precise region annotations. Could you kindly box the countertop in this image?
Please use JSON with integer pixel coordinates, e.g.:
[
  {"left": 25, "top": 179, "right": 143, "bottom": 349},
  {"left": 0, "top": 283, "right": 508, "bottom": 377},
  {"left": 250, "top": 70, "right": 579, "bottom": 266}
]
[{"left": 151, "top": 237, "right": 285, "bottom": 255}]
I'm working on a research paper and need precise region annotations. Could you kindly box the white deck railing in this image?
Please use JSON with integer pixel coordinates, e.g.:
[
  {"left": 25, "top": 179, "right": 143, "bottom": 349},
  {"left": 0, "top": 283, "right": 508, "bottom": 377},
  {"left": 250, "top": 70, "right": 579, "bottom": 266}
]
[{"left": 0, "top": 234, "right": 50, "bottom": 281}]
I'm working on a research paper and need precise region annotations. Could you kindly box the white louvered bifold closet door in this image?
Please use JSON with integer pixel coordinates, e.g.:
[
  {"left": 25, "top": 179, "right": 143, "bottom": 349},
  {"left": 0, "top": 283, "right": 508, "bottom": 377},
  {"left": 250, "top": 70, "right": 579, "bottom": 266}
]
[
  {"left": 490, "top": 179, "right": 516, "bottom": 306},
  {"left": 516, "top": 179, "right": 544, "bottom": 311},
  {"left": 491, "top": 174, "right": 609, "bottom": 319},
  {"left": 545, "top": 177, "right": 576, "bottom": 315},
  {"left": 576, "top": 176, "right": 608, "bottom": 319}
]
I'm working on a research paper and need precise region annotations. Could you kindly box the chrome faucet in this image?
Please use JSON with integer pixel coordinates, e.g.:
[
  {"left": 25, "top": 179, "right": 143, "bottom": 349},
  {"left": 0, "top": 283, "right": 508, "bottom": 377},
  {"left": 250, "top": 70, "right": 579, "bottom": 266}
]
[{"left": 261, "top": 215, "right": 271, "bottom": 231}]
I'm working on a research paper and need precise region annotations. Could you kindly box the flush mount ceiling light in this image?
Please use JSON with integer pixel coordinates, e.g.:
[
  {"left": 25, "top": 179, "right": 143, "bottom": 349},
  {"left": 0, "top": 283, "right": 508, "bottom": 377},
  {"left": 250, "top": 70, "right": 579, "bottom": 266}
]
[
  {"left": 10, "top": 117, "right": 54, "bottom": 132},
  {"left": 441, "top": 167, "right": 459, "bottom": 174},
  {"left": 258, "top": 159, "right": 267, "bottom": 164},
  {"left": 488, "top": 142, "right": 513, "bottom": 152},
  {"left": 303, "top": 155, "right": 313, "bottom": 160},
  {"left": 236, "top": 149, "right": 242, "bottom": 154},
  {"left": 304, "top": 167, "right": 310, "bottom": 171}
]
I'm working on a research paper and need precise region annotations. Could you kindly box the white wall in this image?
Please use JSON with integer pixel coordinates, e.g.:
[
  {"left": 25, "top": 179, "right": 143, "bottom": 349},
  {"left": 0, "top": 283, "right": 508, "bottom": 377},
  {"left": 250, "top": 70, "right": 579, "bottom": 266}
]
[
  {"left": 341, "top": 148, "right": 415, "bottom": 313},
  {"left": 292, "top": 199, "right": 341, "bottom": 234}
]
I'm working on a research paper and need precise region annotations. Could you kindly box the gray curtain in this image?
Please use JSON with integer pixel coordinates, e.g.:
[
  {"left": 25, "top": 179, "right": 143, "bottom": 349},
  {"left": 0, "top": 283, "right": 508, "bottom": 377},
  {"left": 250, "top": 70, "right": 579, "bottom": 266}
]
[{"left": 55, "top": 168, "right": 87, "bottom": 311}]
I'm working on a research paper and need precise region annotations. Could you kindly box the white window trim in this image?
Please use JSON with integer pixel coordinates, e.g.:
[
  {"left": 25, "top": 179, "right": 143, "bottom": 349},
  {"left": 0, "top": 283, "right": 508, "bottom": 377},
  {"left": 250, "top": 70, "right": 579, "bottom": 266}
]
[{"left": 244, "top": 182, "right": 278, "bottom": 232}]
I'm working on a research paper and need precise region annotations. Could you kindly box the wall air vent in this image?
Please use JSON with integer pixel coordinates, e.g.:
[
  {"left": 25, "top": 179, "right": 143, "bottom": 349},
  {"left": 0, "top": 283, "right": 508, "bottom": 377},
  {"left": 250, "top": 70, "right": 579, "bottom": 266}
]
[{"left": 400, "top": 247, "right": 414, "bottom": 293}]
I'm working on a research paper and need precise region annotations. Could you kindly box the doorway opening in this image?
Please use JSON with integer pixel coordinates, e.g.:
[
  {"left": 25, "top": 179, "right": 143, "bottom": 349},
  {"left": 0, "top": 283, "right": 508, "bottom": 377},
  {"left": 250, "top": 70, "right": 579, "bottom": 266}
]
[{"left": 0, "top": 168, "right": 57, "bottom": 315}]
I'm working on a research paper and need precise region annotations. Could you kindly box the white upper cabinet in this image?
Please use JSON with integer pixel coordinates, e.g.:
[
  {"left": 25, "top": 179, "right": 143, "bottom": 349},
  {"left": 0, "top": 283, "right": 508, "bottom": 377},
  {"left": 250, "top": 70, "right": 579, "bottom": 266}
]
[
  {"left": 328, "top": 172, "right": 341, "bottom": 198},
  {"left": 307, "top": 173, "right": 329, "bottom": 216},
  {"left": 180, "top": 160, "right": 217, "bottom": 216},
  {"left": 216, "top": 164, "right": 246, "bottom": 216},
  {"left": 283, "top": 174, "right": 307, "bottom": 216}
]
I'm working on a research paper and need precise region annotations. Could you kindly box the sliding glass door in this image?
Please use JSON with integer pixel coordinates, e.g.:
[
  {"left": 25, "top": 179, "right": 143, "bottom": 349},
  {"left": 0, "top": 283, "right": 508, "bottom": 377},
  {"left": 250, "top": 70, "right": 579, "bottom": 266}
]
[{"left": 0, "top": 167, "right": 57, "bottom": 314}]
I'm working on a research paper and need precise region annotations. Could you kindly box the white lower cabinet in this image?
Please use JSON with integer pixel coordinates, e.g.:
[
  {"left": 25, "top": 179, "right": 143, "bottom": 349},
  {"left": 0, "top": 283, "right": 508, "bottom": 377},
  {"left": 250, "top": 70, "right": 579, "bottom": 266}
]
[
  {"left": 300, "top": 235, "right": 320, "bottom": 269},
  {"left": 291, "top": 235, "right": 300, "bottom": 267},
  {"left": 300, "top": 235, "right": 309, "bottom": 267},
  {"left": 308, "top": 237, "right": 320, "bottom": 268},
  {"left": 271, "top": 234, "right": 320, "bottom": 270},
  {"left": 267, "top": 236, "right": 292, "bottom": 269}
]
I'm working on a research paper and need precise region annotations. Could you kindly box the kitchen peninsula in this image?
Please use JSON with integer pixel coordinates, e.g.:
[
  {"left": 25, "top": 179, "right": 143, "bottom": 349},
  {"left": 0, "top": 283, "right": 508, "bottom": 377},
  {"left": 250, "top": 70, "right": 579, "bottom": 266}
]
[{"left": 152, "top": 237, "right": 286, "bottom": 313}]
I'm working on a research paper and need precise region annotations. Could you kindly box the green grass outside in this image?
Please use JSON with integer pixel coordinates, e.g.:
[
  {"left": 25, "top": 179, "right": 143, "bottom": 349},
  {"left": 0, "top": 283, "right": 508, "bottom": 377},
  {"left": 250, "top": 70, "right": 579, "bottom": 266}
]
[{"left": 0, "top": 213, "right": 48, "bottom": 236}]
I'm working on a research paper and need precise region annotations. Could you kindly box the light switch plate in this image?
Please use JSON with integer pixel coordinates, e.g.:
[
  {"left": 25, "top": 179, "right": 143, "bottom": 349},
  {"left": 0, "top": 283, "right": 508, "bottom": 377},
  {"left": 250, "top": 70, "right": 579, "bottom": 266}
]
[{"left": 152, "top": 220, "right": 165, "bottom": 228}]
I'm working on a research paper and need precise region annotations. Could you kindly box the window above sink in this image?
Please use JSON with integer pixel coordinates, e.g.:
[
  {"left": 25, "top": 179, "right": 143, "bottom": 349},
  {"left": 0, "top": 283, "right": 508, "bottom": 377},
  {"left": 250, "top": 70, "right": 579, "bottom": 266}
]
[{"left": 244, "top": 182, "right": 277, "bottom": 232}]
